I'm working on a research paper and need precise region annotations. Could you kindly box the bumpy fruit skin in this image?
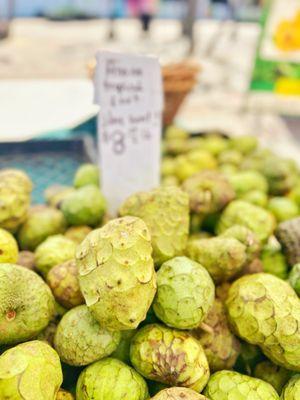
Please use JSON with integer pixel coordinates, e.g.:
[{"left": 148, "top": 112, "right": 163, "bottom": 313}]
[
  {"left": 261, "top": 157, "right": 297, "bottom": 195},
  {"left": 174, "top": 150, "right": 217, "bottom": 181},
  {"left": 0, "top": 340, "right": 62, "bottom": 400},
  {"left": 254, "top": 361, "right": 292, "bottom": 394},
  {"left": 0, "top": 264, "right": 55, "bottom": 345},
  {"left": 17, "top": 250, "right": 35, "bottom": 270},
  {"left": 203, "top": 371, "right": 280, "bottom": 400},
  {"left": 192, "top": 299, "right": 240, "bottom": 372},
  {"left": 44, "top": 185, "right": 75, "bottom": 208},
  {"left": 186, "top": 237, "right": 247, "bottom": 283},
  {"left": 73, "top": 163, "right": 100, "bottom": 188},
  {"left": 56, "top": 389, "right": 74, "bottom": 400},
  {"left": 261, "top": 238, "right": 288, "bottom": 279},
  {"left": 111, "top": 329, "right": 137, "bottom": 363},
  {"left": 47, "top": 259, "right": 84, "bottom": 309},
  {"left": 182, "top": 170, "right": 235, "bottom": 215},
  {"left": 220, "top": 225, "right": 261, "bottom": 265},
  {"left": 64, "top": 225, "right": 92, "bottom": 244},
  {"left": 151, "top": 388, "right": 208, "bottom": 399},
  {"left": 119, "top": 186, "right": 189, "bottom": 266},
  {"left": 18, "top": 206, "right": 67, "bottom": 251},
  {"left": 0, "top": 227, "right": 18, "bottom": 263},
  {"left": 130, "top": 324, "right": 210, "bottom": 392},
  {"left": 0, "top": 169, "right": 32, "bottom": 232},
  {"left": 76, "top": 216, "right": 157, "bottom": 330},
  {"left": 35, "top": 235, "right": 76, "bottom": 278},
  {"left": 76, "top": 358, "right": 149, "bottom": 400},
  {"left": 228, "top": 170, "right": 268, "bottom": 196},
  {"left": 226, "top": 273, "right": 300, "bottom": 371},
  {"left": 268, "top": 197, "right": 299, "bottom": 223},
  {"left": 276, "top": 217, "right": 300, "bottom": 266},
  {"left": 217, "top": 200, "right": 276, "bottom": 242},
  {"left": 281, "top": 375, "right": 300, "bottom": 400},
  {"left": 153, "top": 256, "right": 215, "bottom": 329},
  {"left": 54, "top": 305, "right": 121, "bottom": 366},
  {"left": 61, "top": 185, "right": 106, "bottom": 227},
  {"left": 288, "top": 264, "right": 300, "bottom": 296}
]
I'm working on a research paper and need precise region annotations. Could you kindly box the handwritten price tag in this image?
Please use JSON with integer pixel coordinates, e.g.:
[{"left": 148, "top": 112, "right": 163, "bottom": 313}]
[{"left": 94, "top": 51, "right": 163, "bottom": 215}]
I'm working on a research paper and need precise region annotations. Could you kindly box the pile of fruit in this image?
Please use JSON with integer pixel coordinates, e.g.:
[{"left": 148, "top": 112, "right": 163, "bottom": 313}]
[{"left": 1, "top": 128, "right": 300, "bottom": 400}]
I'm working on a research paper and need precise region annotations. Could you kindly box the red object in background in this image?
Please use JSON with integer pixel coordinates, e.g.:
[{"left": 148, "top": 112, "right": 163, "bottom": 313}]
[{"left": 127, "top": 0, "right": 158, "bottom": 16}]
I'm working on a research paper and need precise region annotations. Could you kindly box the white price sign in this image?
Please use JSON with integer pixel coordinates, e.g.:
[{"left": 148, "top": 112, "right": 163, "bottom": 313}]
[{"left": 94, "top": 51, "right": 163, "bottom": 215}]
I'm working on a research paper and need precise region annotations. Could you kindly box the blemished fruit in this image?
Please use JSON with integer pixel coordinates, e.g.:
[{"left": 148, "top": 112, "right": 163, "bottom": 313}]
[
  {"left": 18, "top": 205, "right": 67, "bottom": 251},
  {"left": 226, "top": 273, "right": 300, "bottom": 371},
  {"left": 186, "top": 236, "right": 247, "bottom": 283},
  {"left": 217, "top": 200, "right": 276, "bottom": 242},
  {"left": 73, "top": 163, "right": 100, "bottom": 188},
  {"left": 17, "top": 250, "right": 35, "bottom": 270},
  {"left": 254, "top": 361, "right": 292, "bottom": 394},
  {"left": 151, "top": 388, "right": 209, "bottom": 399},
  {"left": 56, "top": 389, "right": 74, "bottom": 400},
  {"left": 276, "top": 217, "right": 300, "bottom": 266},
  {"left": 0, "top": 264, "right": 55, "bottom": 345},
  {"left": 192, "top": 299, "right": 240, "bottom": 372},
  {"left": 76, "top": 358, "right": 149, "bottom": 400},
  {"left": 119, "top": 186, "right": 189, "bottom": 267},
  {"left": 76, "top": 216, "right": 156, "bottom": 330},
  {"left": 47, "top": 259, "right": 84, "bottom": 309},
  {"left": 153, "top": 256, "right": 215, "bottom": 329},
  {"left": 130, "top": 324, "right": 210, "bottom": 392},
  {"left": 35, "top": 234, "right": 76, "bottom": 278},
  {"left": 44, "top": 185, "right": 75, "bottom": 208},
  {"left": 203, "top": 370, "right": 279, "bottom": 399},
  {"left": 0, "top": 227, "right": 18, "bottom": 263},
  {"left": 281, "top": 374, "right": 300, "bottom": 400},
  {"left": 61, "top": 185, "right": 106, "bottom": 227},
  {"left": 0, "top": 340, "right": 63, "bottom": 400},
  {"left": 182, "top": 170, "right": 235, "bottom": 215},
  {"left": 54, "top": 305, "right": 121, "bottom": 366}
]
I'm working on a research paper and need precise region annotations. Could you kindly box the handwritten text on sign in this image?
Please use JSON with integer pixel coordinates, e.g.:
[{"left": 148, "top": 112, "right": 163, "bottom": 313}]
[{"left": 95, "top": 52, "right": 163, "bottom": 215}]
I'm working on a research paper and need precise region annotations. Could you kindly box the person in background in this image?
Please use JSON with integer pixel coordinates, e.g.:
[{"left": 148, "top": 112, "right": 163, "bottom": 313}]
[{"left": 127, "top": 0, "right": 158, "bottom": 31}]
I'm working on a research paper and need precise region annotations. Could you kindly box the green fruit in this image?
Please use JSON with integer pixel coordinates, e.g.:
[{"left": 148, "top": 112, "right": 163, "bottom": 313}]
[
  {"left": 62, "top": 185, "right": 106, "bottom": 227},
  {"left": 217, "top": 200, "right": 276, "bottom": 242},
  {"left": 161, "top": 157, "right": 176, "bottom": 177},
  {"left": 47, "top": 259, "right": 84, "bottom": 309},
  {"left": 174, "top": 150, "right": 217, "bottom": 181},
  {"left": 220, "top": 225, "right": 261, "bottom": 265},
  {"left": 200, "top": 134, "right": 229, "bottom": 156},
  {"left": 262, "top": 157, "right": 297, "bottom": 196},
  {"left": 268, "top": 197, "right": 299, "bottom": 223},
  {"left": 18, "top": 205, "right": 67, "bottom": 251},
  {"left": 76, "top": 216, "right": 156, "bottom": 330},
  {"left": 44, "top": 185, "right": 75, "bottom": 208},
  {"left": 54, "top": 305, "right": 121, "bottom": 366},
  {"left": 230, "top": 135, "right": 258, "bottom": 154},
  {"left": 182, "top": 170, "right": 235, "bottom": 215},
  {"left": 165, "top": 125, "right": 189, "bottom": 141},
  {"left": 218, "top": 149, "right": 243, "bottom": 166},
  {"left": 151, "top": 387, "right": 208, "bottom": 399},
  {"left": 65, "top": 226, "right": 92, "bottom": 245},
  {"left": 0, "top": 340, "right": 62, "bottom": 400},
  {"left": 111, "top": 329, "right": 137, "bottom": 364},
  {"left": 0, "top": 227, "right": 18, "bottom": 263},
  {"left": 35, "top": 235, "right": 76, "bottom": 278},
  {"left": 289, "top": 264, "right": 300, "bottom": 296},
  {"left": 186, "top": 237, "right": 247, "bottom": 283},
  {"left": 0, "top": 169, "right": 32, "bottom": 232},
  {"left": 0, "top": 264, "right": 55, "bottom": 345},
  {"left": 74, "top": 163, "right": 100, "bottom": 188},
  {"left": 17, "top": 250, "right": 35, "bottom": 270},
  {"left": 119, "top": 186, "right": 189, "bottom": 266},
  {"left": 254, "top": 361, "right": 292, "bottom": 394},
  {"left": 228, "top": 170, "right": 268, "bottom": 196},
  {"left": 240, "top": 190, "right": 268, "bottom": 207},
  {"left": 76, "top": 358, "right": 149, "bottom": 400},
  {"left": 281, "top": 375, "right": 300, "bottom": 400},
  {"left": 130, "top": 324, "right": 210, "bottom": 392},
  {"left": 276, "top": 217, "right": 300, "bottom": 266},
  {"left": 226, "top": 273, "right": 300, "bottom": 371},
  {"left": 56, "top": 389, "right": 74, "bottom": 399},
  {"left": 204, "top": 370, "right": 279, "bottom": 399},
  {"left": 261, "top": 237, "right": 288, "bottom": 279},
  {"left": 153, "top": 256, "right": 215, "bottom": 329},
  {"left": 192, "top": 299, "right": 240, "bottom": 372}
]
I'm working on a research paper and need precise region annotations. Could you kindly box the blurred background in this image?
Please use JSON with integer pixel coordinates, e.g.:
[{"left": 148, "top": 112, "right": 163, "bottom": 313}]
[{"left": 0, "top": 0, "right": 300, "bottom": 158}]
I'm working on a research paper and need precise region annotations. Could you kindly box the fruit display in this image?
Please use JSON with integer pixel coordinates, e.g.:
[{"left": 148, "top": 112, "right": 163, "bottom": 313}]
[{"left": 1, "top": 130, "right": 300, "bottom": 399}]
